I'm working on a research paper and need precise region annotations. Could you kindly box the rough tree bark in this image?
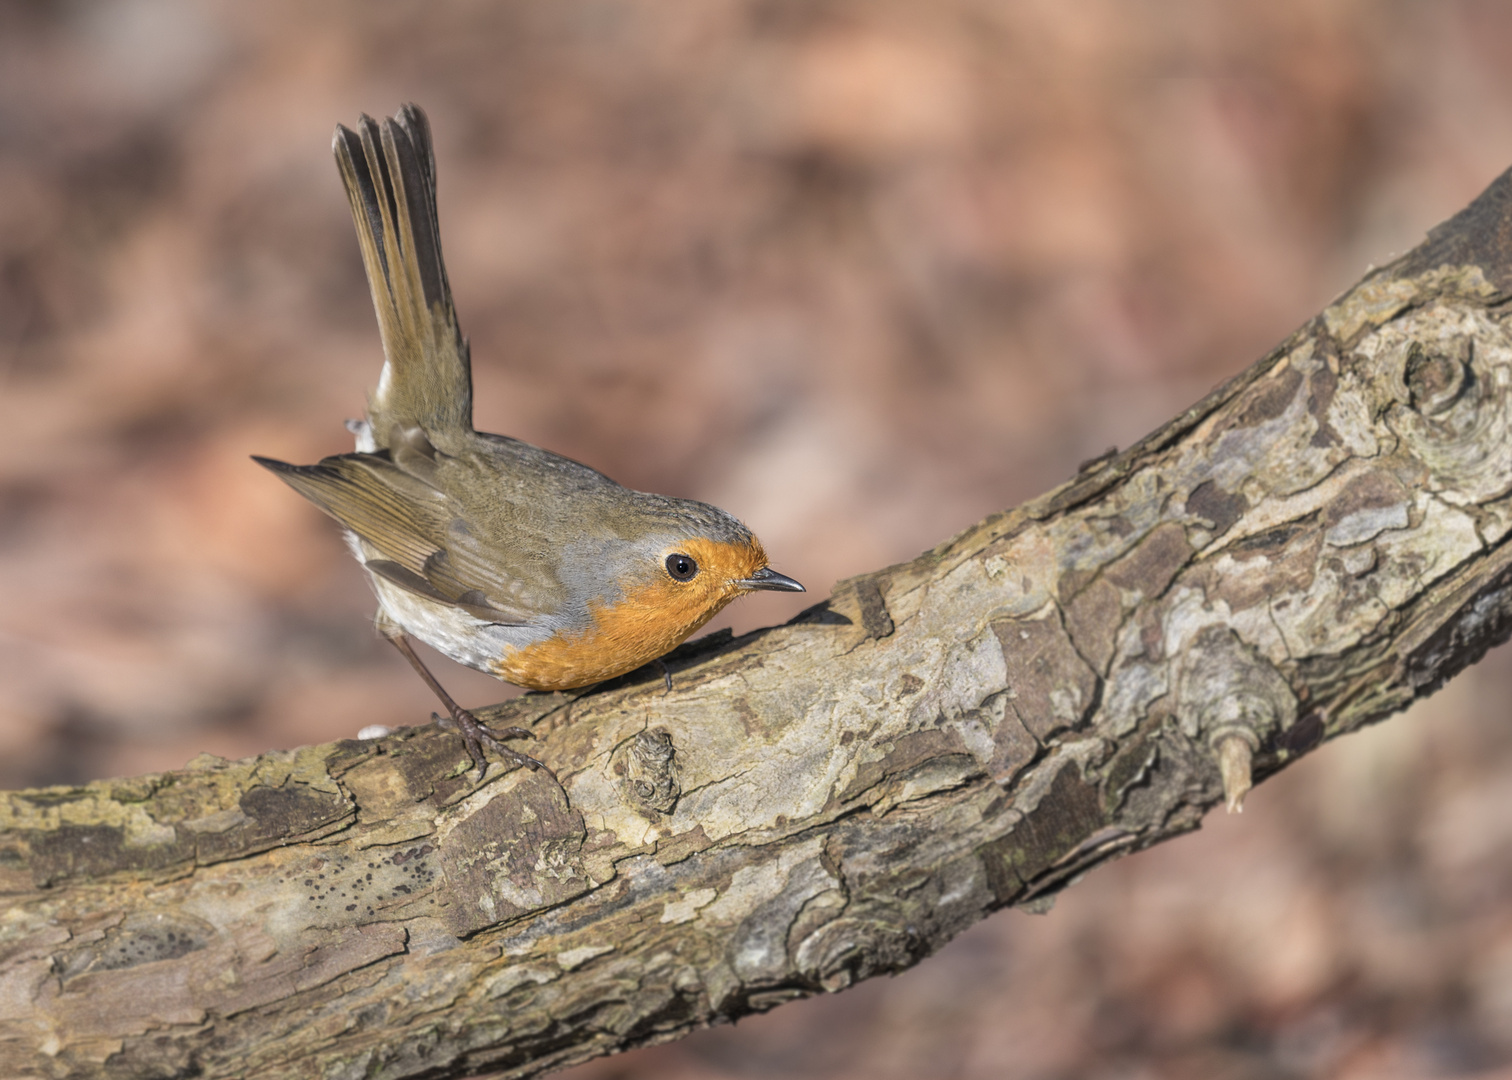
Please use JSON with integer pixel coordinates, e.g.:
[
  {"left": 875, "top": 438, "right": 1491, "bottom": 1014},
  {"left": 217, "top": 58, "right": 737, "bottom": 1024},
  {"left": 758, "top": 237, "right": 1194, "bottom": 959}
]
[{"left": 7, "top": 168, "right": 1512, "bottom": 1080}]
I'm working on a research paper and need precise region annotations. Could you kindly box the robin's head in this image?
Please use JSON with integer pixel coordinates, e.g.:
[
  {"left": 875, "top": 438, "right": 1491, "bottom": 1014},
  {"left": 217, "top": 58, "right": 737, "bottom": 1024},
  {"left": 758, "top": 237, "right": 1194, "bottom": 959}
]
[
  {"left": 496, "top": 499, "right": 804, "bottom": 690},
  {"left": 650, "top": 531, "right": 804, "bottom": 613},
  {"left": 591, "top": 499, "right": 804, "bottom": 617},
  {"left": 547, "top": 500, "right": 804, "bottom": 670}
]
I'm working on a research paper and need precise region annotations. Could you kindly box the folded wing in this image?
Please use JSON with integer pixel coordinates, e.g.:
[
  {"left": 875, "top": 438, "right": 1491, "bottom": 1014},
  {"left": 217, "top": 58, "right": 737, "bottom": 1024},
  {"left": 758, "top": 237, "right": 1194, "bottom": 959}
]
[{"left": 254, "top": 453, "right": 547, "bottom": 626}]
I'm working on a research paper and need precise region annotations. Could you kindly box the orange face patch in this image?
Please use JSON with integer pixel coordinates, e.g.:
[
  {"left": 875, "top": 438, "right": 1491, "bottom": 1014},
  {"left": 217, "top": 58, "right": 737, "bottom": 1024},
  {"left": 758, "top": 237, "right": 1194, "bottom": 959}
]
[{"left": 494, "top": 535, "right": 770, "bottom": 690}]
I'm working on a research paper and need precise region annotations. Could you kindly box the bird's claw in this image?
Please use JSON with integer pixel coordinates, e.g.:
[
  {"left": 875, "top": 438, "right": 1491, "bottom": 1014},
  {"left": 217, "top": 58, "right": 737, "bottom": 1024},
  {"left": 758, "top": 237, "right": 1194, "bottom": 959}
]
[{"left": 431, "top": 708, "right": 547, "bottom": 779}]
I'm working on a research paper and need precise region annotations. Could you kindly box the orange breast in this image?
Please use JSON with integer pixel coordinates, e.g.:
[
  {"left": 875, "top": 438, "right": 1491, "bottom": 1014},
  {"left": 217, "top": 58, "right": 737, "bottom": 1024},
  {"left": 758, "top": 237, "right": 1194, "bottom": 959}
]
[
  {"left": 494, "top": 587, "right": 738, "bottom": 690},
  {"left": 492, "top": 535, "right": 767, "bottom": 691}
]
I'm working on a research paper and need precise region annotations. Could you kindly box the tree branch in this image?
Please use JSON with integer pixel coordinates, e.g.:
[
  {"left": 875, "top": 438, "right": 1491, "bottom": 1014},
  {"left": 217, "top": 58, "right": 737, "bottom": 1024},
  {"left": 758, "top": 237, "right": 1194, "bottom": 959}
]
[{"left": 9, "top": 168, "right": 1512, "bottom": 1080}]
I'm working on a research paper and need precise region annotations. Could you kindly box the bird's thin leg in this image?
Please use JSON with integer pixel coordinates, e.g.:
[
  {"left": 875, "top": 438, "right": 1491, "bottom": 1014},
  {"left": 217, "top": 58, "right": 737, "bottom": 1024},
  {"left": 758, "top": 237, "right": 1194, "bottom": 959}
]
[{"left": 382, "top": 631, "right": 541, "bottom": 778}]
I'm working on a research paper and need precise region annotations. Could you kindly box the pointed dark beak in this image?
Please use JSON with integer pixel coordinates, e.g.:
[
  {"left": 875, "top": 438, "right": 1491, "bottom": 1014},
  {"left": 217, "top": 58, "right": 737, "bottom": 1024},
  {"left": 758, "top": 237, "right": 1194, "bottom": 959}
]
[{"left": 739, "top": 566, "right": 806, "bottom": 593}]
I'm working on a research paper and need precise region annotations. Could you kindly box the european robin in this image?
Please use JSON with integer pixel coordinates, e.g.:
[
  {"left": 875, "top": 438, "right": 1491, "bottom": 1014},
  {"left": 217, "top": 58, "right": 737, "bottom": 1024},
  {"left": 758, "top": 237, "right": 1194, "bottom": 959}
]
[{"left": 255, "top": 104, "right": 803, "bottom": 773}]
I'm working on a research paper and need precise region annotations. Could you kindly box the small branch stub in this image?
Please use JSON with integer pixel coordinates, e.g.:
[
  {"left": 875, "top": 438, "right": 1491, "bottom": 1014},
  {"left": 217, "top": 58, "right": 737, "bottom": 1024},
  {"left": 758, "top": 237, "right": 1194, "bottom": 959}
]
[
  {"left": 1175, "top": 627, "right": 1298, "bottom": 815},
  {"left": 1215, "top": 732, "right": 1257, "bottom": 813}
]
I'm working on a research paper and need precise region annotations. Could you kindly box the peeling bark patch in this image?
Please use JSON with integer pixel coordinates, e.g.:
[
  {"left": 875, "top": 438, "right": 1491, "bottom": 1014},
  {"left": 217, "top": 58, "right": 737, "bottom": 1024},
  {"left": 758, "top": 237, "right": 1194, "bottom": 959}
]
[
  {"left": 1064, "top": 579, "right": 1122, "bottom": 673},
  {"left": 185, "top": 782, "right": 353, "bottom": 867},
  {"left": 55, "top": 911, "right": 215, "bottom": 980},
  {"left": 1078, "top": 446, "right": 1119, "bottom": 474},
  {"left": 792, "top": 916, "right": 922, "bottom": 993},
  {"left": 1102, "top": 731, "right": 1159, "bottom": 815},
  {"left": 1034, "top": 774, "right": 1113, "bottom": 862},
  {"left": 1235, "top": 365, "right": 1304, "bottom": 428},
  {"left": 978, "top": 764, "right": 1104, "bottom": 901},
  {"left": 988, "top": 709, "right": 1040, "bottom": 789},
  {"left": 1398, "top": 163, "right": 1512, "bottom": 288},
  {"left": 1199, "top": 524, "right": 1327, "bottom": 624},
  {"left": 42, "top": 921, "right": 407, "bottom": 1046},
  {"left": 654, "top": 824, "right": 713, "bottom": 866},
  {"left": 1322, "top": 265, "right": 1494, "bottom": 344},
  {"left": 838, "top": 729, "right": 973, "bottom": 808},
  {"left": 239, "top": 783, "right": 351, "bottom": 839},
  {"left": 854, "top": 578, "right": 894, "bottom": 640},
  {"left": 1186, "top": 480, "right": 1248, "bottom": 537},
  {"left": 276, "top": 843, "right": 442, "bottom": 925},
  {"left": 1105, "top": 522, "right": 1193, "bottom": 601},
  {"left": 1327, "top": 503, "right": 1409, "bottom": 546},
  {"left": 392, "top": 738, "right": 480, "bottom": 805},
  {"left": 1406, "top": 564, "right": 1512, "bottom": 696},
  {"left": 1322, "top": 472, "right": 1411, "bottom": 546},
  {"left": 727, "top": 851, "right": 840, "bottom": 988},
  {"left": 438, "top": 773, "right": 590, "bottom": 937},
  {"left": 30, "top": 824, "right": 190, "bottom": 886},
  {"left": 659, "top": 888, "right": 718, "bottom": 925},
  {"left": 993, "top": 612, "right": 1099, "bottom": 742},
  {"left": 1307, "top": 363, "right": 1340, "bottom": 446},
  {"left": 1277, "top": 709, "right": 1325, "bottom": 754},
  {"left": 1230, "top": 520, "right": 1313, "bottom": 559},
  {"left": 209, "top": 923, "right": 407, "bottom": 1019}
]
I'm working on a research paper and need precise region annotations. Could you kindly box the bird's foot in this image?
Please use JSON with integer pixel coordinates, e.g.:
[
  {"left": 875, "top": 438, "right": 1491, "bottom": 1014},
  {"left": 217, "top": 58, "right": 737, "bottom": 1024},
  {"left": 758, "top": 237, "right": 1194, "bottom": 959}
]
[{"left": 432, "top": 708, "right": 548, "bottom": 781}]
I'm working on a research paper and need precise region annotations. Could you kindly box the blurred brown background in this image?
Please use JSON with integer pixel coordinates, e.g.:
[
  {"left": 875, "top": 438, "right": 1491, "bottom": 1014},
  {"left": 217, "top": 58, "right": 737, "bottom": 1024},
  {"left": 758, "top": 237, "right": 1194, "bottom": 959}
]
[{"left": 3, "top": 1, "right": 1512, "bottom": 1077}]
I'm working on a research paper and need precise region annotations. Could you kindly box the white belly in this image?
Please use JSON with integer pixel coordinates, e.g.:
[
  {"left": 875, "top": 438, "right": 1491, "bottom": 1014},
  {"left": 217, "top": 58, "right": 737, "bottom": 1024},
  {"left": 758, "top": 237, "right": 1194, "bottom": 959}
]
[{"left": 345, "top": 532, "right": 545, "bottom": 675}]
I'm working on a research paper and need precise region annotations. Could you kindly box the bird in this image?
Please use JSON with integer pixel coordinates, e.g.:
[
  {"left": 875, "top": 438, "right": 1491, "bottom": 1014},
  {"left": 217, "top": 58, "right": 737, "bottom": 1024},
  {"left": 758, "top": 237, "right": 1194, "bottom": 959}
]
[{"left": 255, "top": 104, "right": 804, "bottom": 775}]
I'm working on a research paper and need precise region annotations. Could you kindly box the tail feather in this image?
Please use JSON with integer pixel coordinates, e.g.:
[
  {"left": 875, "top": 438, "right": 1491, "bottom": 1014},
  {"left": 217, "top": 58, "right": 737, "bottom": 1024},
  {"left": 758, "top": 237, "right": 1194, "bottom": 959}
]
[{"left": 333, "top": 104, "right": 472, "bottom": 444}]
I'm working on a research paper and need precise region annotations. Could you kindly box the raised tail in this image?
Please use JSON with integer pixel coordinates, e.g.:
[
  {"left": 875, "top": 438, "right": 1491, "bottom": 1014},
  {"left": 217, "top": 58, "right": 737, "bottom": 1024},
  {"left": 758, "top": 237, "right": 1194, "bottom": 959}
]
[{"left": 334, "top": 104, "right": 472, "bottom": 446}]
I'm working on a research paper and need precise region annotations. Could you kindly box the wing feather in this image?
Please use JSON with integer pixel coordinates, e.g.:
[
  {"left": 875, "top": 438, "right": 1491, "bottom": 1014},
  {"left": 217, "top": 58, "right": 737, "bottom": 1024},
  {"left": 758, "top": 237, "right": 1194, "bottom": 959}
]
[{"left": 254, "top": 453, "right": 542, "bottom": 625}]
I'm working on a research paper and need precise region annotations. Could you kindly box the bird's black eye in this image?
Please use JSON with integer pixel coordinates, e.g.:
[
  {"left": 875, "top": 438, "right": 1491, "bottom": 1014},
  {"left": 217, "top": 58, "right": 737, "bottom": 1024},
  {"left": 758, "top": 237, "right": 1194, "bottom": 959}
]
[{"left": 666, "top": 553, "right": 699, "bottom": 582}]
